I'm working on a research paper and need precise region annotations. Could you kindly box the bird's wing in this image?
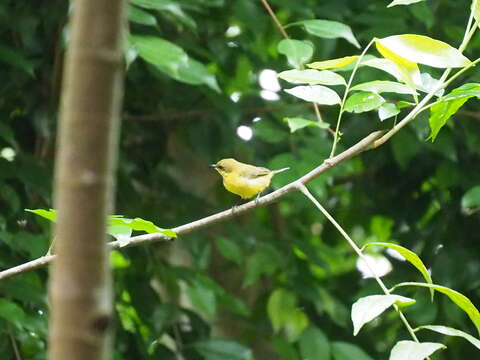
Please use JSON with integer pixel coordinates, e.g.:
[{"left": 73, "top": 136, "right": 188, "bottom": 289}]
[{"left": 240, "top": 165, "right": 271, "bottom": 178}]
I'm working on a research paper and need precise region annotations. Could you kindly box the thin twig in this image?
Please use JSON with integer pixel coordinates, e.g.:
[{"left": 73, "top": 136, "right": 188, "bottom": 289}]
[
  {"left": 260, "top": 0, "right": 289, "bottom": 39},
  {"left": 0, "top": 131, "right": 385, "bottom": 281},
  {"left": 8, "top": 326, "right": 22, "bottom": 360},
  {"left": 297, "top": 183, "right": 420, "bottom": 343}
]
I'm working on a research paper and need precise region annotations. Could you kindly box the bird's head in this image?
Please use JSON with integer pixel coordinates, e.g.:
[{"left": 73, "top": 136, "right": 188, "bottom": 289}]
[{"left": 210, "top": 158, "right": 239, "bottom": 176}]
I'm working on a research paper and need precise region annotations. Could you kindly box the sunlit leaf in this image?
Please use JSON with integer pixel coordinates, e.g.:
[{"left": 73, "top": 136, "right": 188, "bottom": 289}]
[
  {"left": 393, "top": 282, "right": 480, "bottom": 335},
  {"left": 389, "top": 341, "right": 445, "bottom": 360},
  {"left": 361, "top": 58, "right": 404, "bottom": 82},
  {"left": 376, "top": 34, "right": 471, "bottom": 68},
  {"left": 416, "top": 325, "right": 480, "bottom": 350},
  {"left": 375, "top": 40, "right": 421, "bottom": 90},
  {"left": 352, "top": 294, "right": 415, "bottom": 336},
  {"left": 278, "top": 69, "right": 346, "bottom": 86},
  {"left": 284, "top": 85, "right": 341, "bottom": 105},
  {"left": 25, "top": 208, "right": 57, "bottom": 222},
  {"left": 350, "top": 80, "right": 417, "bottom": 95},
  {"left": 364, "top": 242, "right": 433, "bottom": 299},
  {"left": 344, "top": 91, "right": 385, "bottom": 113},
  {"left": 308, "top": 56, "right": 358, "bottom": 70},
  {"left": 387, "top": 0, "right": 425, "bottom": 7},
  {"left": 378, "top": 103, "right": 400, "bottom": 121},
  {"left": 277, "top": 39, "right": 314, "bottom": 69},
  {"left": 289, "top": 20, "right": 360, "bottom": 48}
]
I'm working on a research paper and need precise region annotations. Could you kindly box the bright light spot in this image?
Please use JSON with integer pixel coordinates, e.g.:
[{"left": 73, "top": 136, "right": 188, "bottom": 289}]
[
  {"left": 0, "top": 147, "right": 15, "bottom": 162},
  {"left": 260, "top": 90, "right": 280, "bottom": 101},
  {"left": 252, "top": 117, "right": 262, "bottom": 123},
  {"left": 237, "top": 125, "right": 253, "bottom": 141},
  {"left": 259, "top": 69, "right": 281, "bottom": 92},
  {"left": 386, "top": 248, "right": 406, "bottom": 261},
  {"left": 356, "top": 254, "right": 392, "bottom": 279},
  {"left": 226, "top": 25, "right": 241, "bottom": 37},
  {"left": 230, "top": 92, "right": 241, "bottom": 103},
  {"left": 227, "top": 41, "right": 238, "bottom": 48}
]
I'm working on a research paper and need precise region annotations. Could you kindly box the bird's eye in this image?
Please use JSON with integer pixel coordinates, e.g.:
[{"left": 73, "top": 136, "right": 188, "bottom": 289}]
[{"left": 217, "top": 165, "right": 224, "bottom": 170}]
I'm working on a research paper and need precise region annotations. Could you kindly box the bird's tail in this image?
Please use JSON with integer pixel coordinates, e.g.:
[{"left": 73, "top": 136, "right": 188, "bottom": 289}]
[{"left": 272, "top": 167, "right": 290, "bottom": 174}]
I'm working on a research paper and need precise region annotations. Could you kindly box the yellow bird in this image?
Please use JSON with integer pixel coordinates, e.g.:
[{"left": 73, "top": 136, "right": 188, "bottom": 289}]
[{"left": 210, "top": 158, "right": 289, "bottom": 199}]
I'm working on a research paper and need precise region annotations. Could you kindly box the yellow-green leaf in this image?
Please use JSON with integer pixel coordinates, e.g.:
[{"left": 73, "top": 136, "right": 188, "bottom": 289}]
[
  {"left": 364, "top": 242, "right": 433, "bottom": 299},
  {"left": 394, "top": 282, "right": 480, "bottom": 335},
  {"left": 376, "top": 34, "right": 471, "bottom": 68},
  {"left": 375, "top": 39, "right": 421, "bottom": 91},
  {"left": 307, "top": 56, "right": 358, "bottom": 70}
]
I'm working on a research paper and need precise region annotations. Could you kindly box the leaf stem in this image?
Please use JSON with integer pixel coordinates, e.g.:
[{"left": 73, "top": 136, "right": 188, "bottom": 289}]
[
  {"left": 296, "top": 183, "right": 420, "bottom": 343},
  {"left": 330, "top": 38, "right": 375, "bottom": 157}
]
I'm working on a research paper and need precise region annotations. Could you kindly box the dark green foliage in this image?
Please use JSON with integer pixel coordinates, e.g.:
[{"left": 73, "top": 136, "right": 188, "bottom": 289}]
[{"left": 1, "top": 0, "right": 480, "bottom": 359}]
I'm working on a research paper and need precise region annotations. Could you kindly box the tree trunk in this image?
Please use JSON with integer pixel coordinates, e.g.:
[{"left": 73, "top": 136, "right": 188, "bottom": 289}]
[{"left": 48, "top": 0, "right": 125, "bottom": 359}]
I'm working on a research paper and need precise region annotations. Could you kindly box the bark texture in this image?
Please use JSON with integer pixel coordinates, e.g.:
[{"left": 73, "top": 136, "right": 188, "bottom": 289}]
[{"left": 48, "top": 0, "right": 125, "bottom": 359}]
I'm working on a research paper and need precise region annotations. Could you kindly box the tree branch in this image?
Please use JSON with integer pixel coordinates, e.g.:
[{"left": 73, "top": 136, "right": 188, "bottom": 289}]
[{"left": 0, "top": 130, "right": 385, "bottom": 282}]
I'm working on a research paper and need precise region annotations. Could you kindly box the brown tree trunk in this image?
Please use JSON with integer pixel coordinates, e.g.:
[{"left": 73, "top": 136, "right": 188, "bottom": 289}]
[{"left": 48, "top": 0, "right": 125, "bottom": 359}]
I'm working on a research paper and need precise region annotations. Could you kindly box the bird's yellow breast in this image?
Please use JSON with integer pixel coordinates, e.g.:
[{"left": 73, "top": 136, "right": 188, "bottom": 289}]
[{"left": 222, "top": 172, "right": 273, "bottom": 199}]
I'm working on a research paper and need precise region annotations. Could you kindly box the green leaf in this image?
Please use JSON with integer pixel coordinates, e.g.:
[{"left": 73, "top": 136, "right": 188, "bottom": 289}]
[
  {"left": 387, "top": 0, "right": 426, "bottom": 7},
  {"left": 375, "top": 34, "right": 471, "bottom": 68},
  {"left": 378, "top": 103, "right": 400, "bottom": 121},
  {"left": 284, "top": 309, "right": 309, "bottom": 342},
  {"left": 428, "top": 84, "right": 480, "bottom": 140},
  {"left": 299, "top": 327, "right": 331, "bottom": 360},
  {"left": 193, "top": 339, "right": 252, "bottom": 360},
  {"left": 0, "top": 44, "right": 35, "bottom": 75},
  {"left": 130, "top": 0, "right": 196, "bottom": 30},
  {"left": 243, "top": 245, "right": 282, "bottom": 287},
  {"left": 350, "top": 80, "right": 417, "bottom": 95},
  {"left": 268, "top": 289, "right": 294, "bottom": 332},
  {"left": 0, "top": 298, "right": 26, "bottom": 327},
  {"left": 284, "top": 85, "right": 341, "bottom": 105},
  {"left": 290, "top": 20, "right": 360, "bottom": 48},
  {"left": 128, "top": 5, "right": 157, "bottom": 26},
  {"left": 389, "top": 341, "right": 445, "bottom": 360},
  {"left": 187, "top": 280, "right": 217, "bottom": 318},
  {"left": 442, "top": 83, "right": 480, "bottom": 101},
  {"left": 393, "top": 282, "right": 480, "bottom": 335},
  {"left": 283, "top": 117, "right": 329, "bottom": 133},
  {"left": 416, "top": 325, "right": 480, "bottom": 350},
  {"left": 427, "top": 97, "right": 468, "bottom": 141},
  {"left": 461, "top": 186, "right": 480, "bottom": 213},
  {"left": 364, "top": 242, "right": 433, "bottom": 299},
  {"left": 26, "top": 209, "right": 176, "bottom": 240},
  {"left": 351, "top": 295, "right": 415, "bottom": 336},
  {"left": 277, "top": 39, "right": 313, "bottom": 69},
  {"left": 331, "top": 342, "right": 373, "bottom": 360},
  {"left": 130, "top": 35, "right": 219, "bottom": 91},
  {"left": 109, "top": 217, "right": 176, "bottom": 237},
  {"left": 110, "top": 250, "right": 131, "bottom": 269},
  {"left": 344, "top": 91, "right": 385, "bottom": 113},
  {"left": 25, "top": 208, "right": 57, "bottom": 222},
  {"left": 215, "top": 237, "right": 242, "bottom": 265},
  {"left": 278, "top": 69, "right": 346, "bottom": 86},
  {"left": 308, "top": 56, "right": 359, "bottom": 70}
]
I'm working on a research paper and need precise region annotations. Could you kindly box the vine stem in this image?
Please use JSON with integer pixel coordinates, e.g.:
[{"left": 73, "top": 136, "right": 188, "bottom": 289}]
[
  {"left": 330, "top": 38, "right": 375, "bottom": 157},
  {"left": 296, "top": 183, "right": 420, "bottom": 343},
  {"left": 260, "top": 0, "right": 289, "bottom": 39}
]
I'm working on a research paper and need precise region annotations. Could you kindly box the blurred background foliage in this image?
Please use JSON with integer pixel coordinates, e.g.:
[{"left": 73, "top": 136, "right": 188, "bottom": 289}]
[{"left": 1, "top": 0, "right": 480, "bottom": 359}]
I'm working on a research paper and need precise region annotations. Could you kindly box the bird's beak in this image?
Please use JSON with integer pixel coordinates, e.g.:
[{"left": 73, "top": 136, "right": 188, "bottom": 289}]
[{"left": 209, "top": 164, "right": 218, "bottom": 169}]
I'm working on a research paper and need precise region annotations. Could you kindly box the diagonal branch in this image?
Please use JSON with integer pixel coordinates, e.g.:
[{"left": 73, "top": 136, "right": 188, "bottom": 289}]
[{"left": 0, "top": 130, "right": 385, "bottom": 281}]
